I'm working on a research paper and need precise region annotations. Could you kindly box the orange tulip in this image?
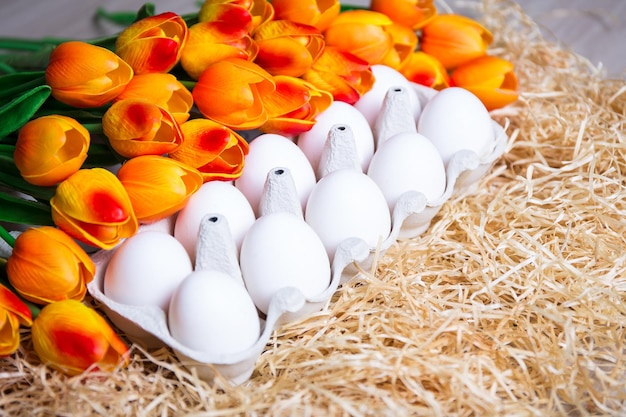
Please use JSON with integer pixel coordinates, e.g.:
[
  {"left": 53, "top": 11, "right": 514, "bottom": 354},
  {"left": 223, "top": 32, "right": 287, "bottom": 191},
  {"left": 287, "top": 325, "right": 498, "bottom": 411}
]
[
  {"left": 260, "top": 75, "right": 333, "bottom": 136},
  {"left": 370, "top": 0, "right": 437, "bottom": 30},
  {"left": 116, "top": 12, "right": 189, "bottom": 74},
  {"left": 102, "top": 98, "right": 183, "bottom": 159},
  {"left": 271, "top": 0, "right": 340, "bottom": 31},
  {"left": 192, "top": 58, "right": 275, "bottom": 130},
  {"left": 115, "top": 73, "right": 193, "bottom": 124},
  {"left": 450, "top": 55, "right": 519, "bottom": 110},
  {"left": 198, "top": 0, "right": 273, "bottom": 32},
  {"left": 6, "top": 227, "right": 95, "bottom": 304},
  {"left": 180, "top": 20, "right": 258, "bottom": 80},
  {"left": 420, "top": 14, "right": 493, "bottom": 69},
  {"left": 399, "top": 51, "right": 450, "bottom": 89},
  {"left": 379, "top": 22, "right": 419, "bottom": 69},
  {"left": 31, "top": 300, "right": 129, "bottom": 376},
  {"left": 13, "top": 115, "right": 90, "bottom": 186},
  {"left": 117, "top": 156, "right": 204, "bottom": 223},
  {"left": 170, "top": 119, "right": 249, "bottom": 181},
  {"left": 302, "top": 46, "right": 375, "bottom": 104},
  {"left": 253, "top": 20, "right": 324, "bottom": 77},
  {"left": 50, "top": 168, "right": 138, "bottom": 250},
  {"left": 323, "top": 10, "right": 394, "bottom": 65},
  {"left": 45, "top": 41, "right": 133, "bottom": 108},
  {"left": 0, "top": 284, "right": 32, "bottom": 356}
]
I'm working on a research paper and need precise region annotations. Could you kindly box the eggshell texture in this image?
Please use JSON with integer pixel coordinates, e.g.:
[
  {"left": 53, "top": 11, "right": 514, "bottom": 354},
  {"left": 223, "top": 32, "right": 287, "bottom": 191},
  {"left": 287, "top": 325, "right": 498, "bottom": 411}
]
[
  {"left": 235, "top": 134, "right": 316, "bottom": 216},
  {"left": 354, "top": 65, "right": 421, "bottom": 127},
  {"left": 240, "top": 212, "right": 331, "bottom": 314},
  {"left": 417, "top": 87, "right": 495, "bottom": 166},
  {"left": 305, "top": 169, "right": 391, "bottom": 259},
  {"left": 297, "top": 101, "right": 374, "bottom": 174},
  {"left": 104, "top": 231, "right": 192, "bottom": 311},
  {"left": 367, "top": 132, "right": 446, "bottom": 209},
  {"left": 174, "top": 181, "right": 255, "bottom": 262},
  {"left": 168, "top": 270, "right": 260, "bottom": 355}
]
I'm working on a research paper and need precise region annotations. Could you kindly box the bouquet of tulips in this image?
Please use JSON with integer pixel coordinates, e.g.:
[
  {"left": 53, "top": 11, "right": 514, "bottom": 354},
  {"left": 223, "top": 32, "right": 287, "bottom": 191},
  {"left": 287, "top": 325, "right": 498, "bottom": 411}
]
[{"left": 0, "top": 0, "right": 518, "bottom": 376}]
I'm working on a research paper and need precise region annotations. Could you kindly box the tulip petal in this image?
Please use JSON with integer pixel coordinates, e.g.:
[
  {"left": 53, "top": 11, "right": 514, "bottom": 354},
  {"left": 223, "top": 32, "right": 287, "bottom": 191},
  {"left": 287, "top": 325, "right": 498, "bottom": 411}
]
[{"left": 0, "top": 285, "right": 32, "bottom": 326}]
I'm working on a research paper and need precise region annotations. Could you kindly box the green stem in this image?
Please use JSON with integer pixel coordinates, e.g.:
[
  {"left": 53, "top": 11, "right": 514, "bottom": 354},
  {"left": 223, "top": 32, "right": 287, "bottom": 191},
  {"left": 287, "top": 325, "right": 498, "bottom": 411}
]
[
  {"left": 83, "top": 122, "right": 103, "bottom": 134},
  {"left": 0, "top": 144, "right": 15, "bottom": 154},
  {"left": 180, "top": 80, "right": 197, "bottom": 90},
  {"left": 0, "top": 223, "right": 15, "bottom": 247},
  {"left": 0, "top": 61, "right": 15, "bottom": 74}
]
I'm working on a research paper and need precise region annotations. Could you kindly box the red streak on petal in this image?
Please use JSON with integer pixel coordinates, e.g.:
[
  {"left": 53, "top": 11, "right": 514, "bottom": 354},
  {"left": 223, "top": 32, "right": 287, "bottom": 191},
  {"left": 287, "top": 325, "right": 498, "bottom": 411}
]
[
  {"left": 146, "top": 39, "right": 180, "bottom": 72},
  {"left": 89, "top": 191, "right": 127, "bottom": 223},
  {"left": 198, "top": 129, "right": 230, "bottom": 155},
  {"left": 51, "top": 328, "right": 104, "bottom": 363}
]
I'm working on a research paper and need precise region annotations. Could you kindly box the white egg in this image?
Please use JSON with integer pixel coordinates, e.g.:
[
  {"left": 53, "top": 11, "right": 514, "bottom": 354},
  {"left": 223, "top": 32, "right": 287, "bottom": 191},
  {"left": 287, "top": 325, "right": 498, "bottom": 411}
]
[
  {"left": 104, "top": 231, "right": 192, "bottom": 311},
  {"left": 297, "top": 101, "right": 374, "bottom": 174},
  {"left": 174, "top": 181, "right": 255, "bottom": 263},
  {"left": 367, "top": 132, "right": 447, "bottom": 209},
  {"left": 354, "top": 65, "right": 421, "bottom": 128},
  {"left": 417, "top": 87, "right": 495, "bottom": 166},
  {"left": 240, "top": 212, "right": 331, "bottom": 314},
  {"left": 235, "top": 134, "right": 316, "bottom": 216},
  {"left": 305, "top": 169, "right": 391, "bottom": 259},
  {"left": 168, "top": 270, "right": 260, "bottom": 355}
]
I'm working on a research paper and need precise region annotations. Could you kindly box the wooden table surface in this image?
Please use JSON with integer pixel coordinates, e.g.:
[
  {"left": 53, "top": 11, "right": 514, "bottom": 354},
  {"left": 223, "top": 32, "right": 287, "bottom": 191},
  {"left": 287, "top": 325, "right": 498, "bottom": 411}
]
[{"left": 0, "top": 0, "right": 624, "bottom": 78}]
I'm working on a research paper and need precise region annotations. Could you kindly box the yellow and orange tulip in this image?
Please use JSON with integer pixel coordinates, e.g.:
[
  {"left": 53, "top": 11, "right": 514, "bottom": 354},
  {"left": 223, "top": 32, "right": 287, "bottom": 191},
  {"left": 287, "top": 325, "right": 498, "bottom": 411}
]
[
  {"left": 271, "top": 0, "right": 340, "bottom": 32},
  {"left": 115, "top": 73, "right": 193, "bottom": 124},
  {"left": 45, "top": 41, "right": 133, "bottom": 108},
  {"left": 450, "top": 55, "right": 519, "bottom": 110},
  {"left": 399, "top": 51, "right": 450, "bottom": 89},
  {"left": 102, "top": 98, "right": 183, "bottom": 159},
  {"left": 180, "top": 20, "right": 258, "bottom": 80},
  {"left": 260, "top": 75, "right": 333, "bottom": 136},
  {"left": 13, "top": 115, "right": 90, "bottom": 187},
  {"left": 253, "top": 20, "right": 324, "bottom": 77},
  {"left": 420, "top": 14, "right": 493, "bottom": 69},
  {"left": 50, "top": 168, "right": 138, "bottom": 250},
  {"left": 170, "top": 119, "right": 249, "bottom": 181},
  {"left": 117, "top": 155, "right": 204, "bottom": 223},
  {"left": 302, "top": 46, "right": 375, "bottom": 104},
  {"left": 248, "top": 0, "right": 275, "bottom": 30},
  {"left": 198, "top": 0, "right": 273, "bottom": 32},
  {"left": 323, "top": 10, "right": 394, "bottom": 65},
  {"left": 192, "top": 58, "right": 275, "bottom": 130},
  {"left": 379, "top": 22, "right": 419, "bottom": 70},
  {"left": 31, "top": 300, "right": 129, "bottom": 376},
  {"left": 0, "top": 284, "right": 32, "bottom": 357},
  {"left": 116, "top": 12, "right": 189, "bottom": 74},
  {"left": 370, "top": 0, "right": 437, "bottom": 30},
  {"left": 6, "top": 227, "right": 95, "bottom": 304}
]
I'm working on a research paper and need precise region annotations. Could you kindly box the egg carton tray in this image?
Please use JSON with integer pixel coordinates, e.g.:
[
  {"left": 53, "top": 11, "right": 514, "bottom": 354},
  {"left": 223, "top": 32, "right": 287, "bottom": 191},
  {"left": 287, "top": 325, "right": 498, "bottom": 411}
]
[{"left": 88, "top": 84, "right": 509, "bottom": 385}]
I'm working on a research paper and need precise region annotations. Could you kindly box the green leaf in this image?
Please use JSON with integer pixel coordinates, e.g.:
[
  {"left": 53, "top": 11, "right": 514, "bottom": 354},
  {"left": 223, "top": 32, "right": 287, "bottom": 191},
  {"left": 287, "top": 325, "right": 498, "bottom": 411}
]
[
  {"left": 0, "top": 85, "right": 51, "bottom": 138},
  {"left": 0, "top": 170, "right": 56, "bottom": 201},
  {"left": 134, "top": 3, "right": 156, "bottom": 21},
  {"left": 0, "top": 71, "right": 46, "bottom": 101},
  {"left": 0, "top": 192, "right": 53, "bottom": 226}
]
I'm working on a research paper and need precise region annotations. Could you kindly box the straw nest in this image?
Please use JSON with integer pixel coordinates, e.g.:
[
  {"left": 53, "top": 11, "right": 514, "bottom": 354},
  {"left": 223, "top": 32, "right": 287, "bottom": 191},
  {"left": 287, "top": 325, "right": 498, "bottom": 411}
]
[{"left": 2, "top": 1, "right": 625, "bottom": 415}]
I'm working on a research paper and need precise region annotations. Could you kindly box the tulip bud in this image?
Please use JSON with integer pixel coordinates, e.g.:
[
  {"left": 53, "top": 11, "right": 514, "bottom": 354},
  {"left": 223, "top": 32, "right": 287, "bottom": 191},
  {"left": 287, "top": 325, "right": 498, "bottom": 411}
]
[
  {"left": 0, "top": 284, "right": 33, "bottom": 356},
  {"left": 259, "top": 75, "right": 333, "bottom": 136},
  {"left": 31, "top": 300, "right": 129, "bottom": 376},
  {"left": 115, "top": 73, "right": 193, "bottom": 124},
  {"left": 399, "top": 51, "right": 450, "bottom": 90},
  {"left": 45, "top": 41, "right": 133, "bottom": 108},
  {"left": 420, "top": 14, "right": 493, "bottom": 69},
  {"left": 323, "top": 10, "right": 394, "bottom": 66},
  {"left": 117, "top": 156, "right": 204, "bottom": 223},
  {"left": 170, "top": 118, "right": 249, "bottom": 181},
  {"left": 7, "top": 226, "right": 95, "bottom": 304},
  {"left": 450, "top": 55, "right": 519, "bottom": 110},
  {"left": 192, "top": 58, "right": 275, "bottom": 130},
  {"left": 50, "top": 168, "right": 138, "bottom": 250},
  {"left": 370, "top": 0, "right": 437, "bottom": 30},
  {"left": 271, "top": 0, "right": 340, "bottom": 31},
  {"left": 102, "top": 98, "right": 183, "bottom": 158},
  {"left": 14, "top": 115, "right": 90, "bottom": 186},
  {"left": 253, "top": 20, "right": 325, "bottom": 77},
  {"left": 116, "top": 12, "right": 189, "bottom": 74}
]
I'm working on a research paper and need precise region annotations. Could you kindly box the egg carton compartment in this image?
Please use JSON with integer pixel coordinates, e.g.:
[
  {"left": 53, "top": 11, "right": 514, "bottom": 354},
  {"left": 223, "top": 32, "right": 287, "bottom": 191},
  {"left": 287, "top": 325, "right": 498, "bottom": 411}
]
[{"left": 88, "top": 82, "right": 510, "bottom": 385}]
